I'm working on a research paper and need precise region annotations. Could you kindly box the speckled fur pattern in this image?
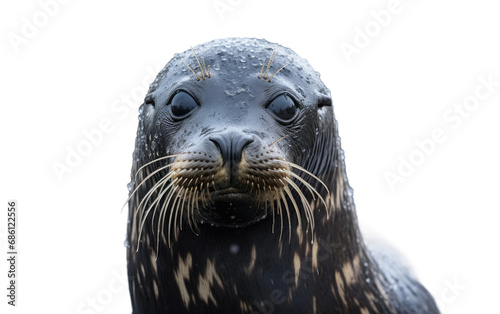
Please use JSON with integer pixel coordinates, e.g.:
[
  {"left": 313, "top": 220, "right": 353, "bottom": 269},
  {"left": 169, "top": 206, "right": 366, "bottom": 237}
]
[{"left": 126, "top": 38, "right": 440, "bottom": 314}]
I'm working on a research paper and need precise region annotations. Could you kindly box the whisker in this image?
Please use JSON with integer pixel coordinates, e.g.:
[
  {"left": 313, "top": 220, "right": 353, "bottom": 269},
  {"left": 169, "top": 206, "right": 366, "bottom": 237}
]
[
  {"left": 256, "top": 182, "right": 262, "bottom": 210},
  {"left": 279, "top": 187, "right": 293, "bottom": 243},
  {"left": 181, "top": 60, "right": 201, "bottom": 81},
  {"left": 173, "top": 186, "right": 185, "bottom": 239},
  {"left": 158, "top": 185, "right": 179, "bottom": 249},
  {"left": 134, "top": 154, "right": 181, "bottom": 182},
  {"left": 287, "top": 171, "right": 328, "bottom": 214},
  {"left": 283, "top": 161, "right": 330, "bottom": 195},
  {"left": 124, "top": 161, "right": 174, "bottom": 210},
  {"left": 148, "top": 178, "right": 175, "bottom": 234},
  {"left": 271, "top": 187, "right": 276, "bottom": 233},
  {"left": 134, "top": 173, "right": 174, "bottom": 240},
  {"left": 285, "top": 178, "right": 314, "bottom": 235},
  {"left": 194, "top": 188, "right": 201, "bottom": 222},
  {"left": 276, "top": 190, "right": 284, "bottom": 242},
  {"left": 264, "top": 49, "right": 278, "bottom": 79},
  {"left": 286, "top": 170, "right": 316, "bottom": 200},
  {"left": 267, "top": 62, "right": 291, "bottom": 82},
  {"left": 135, "top": 178, "right": 174, "bottom": 251},
  {"left": 201, "top": 57, "right": 209, "bottom": 78},
  {"left": 135, "top": 171, "right": 174, "bottom": 217},
  {"left": 185, "top": 187, "right": 195, "bottom": 234},
  {"left": 178, "top": 187, "right": 188, "bottom": 231},
  {"left": 258, "top": 57, "right": 267, "bottom": 79},
  {"left": 190, "top": 46, "right": 205, "bottom": 80},
  {"left": 268, "top": 136, "right": 287, "bottom": 148},
  {"left": 167, "top": 186, "right": 182, "bottom": 247},
  {"left": 283, "top": 185, "right": 302, "bottom": 229}
]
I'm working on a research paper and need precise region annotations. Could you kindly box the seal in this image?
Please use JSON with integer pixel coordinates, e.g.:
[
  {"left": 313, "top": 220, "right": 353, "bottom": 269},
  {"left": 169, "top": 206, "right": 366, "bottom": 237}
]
[{"left": 126, "top": 37, "right": 439, "bottom": 314}]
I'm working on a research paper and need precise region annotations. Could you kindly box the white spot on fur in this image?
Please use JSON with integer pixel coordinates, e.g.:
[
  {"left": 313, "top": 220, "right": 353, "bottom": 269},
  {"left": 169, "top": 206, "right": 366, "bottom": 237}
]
[
  {"left": 296, "top": 225, "right": 304, "bottom": 245},
  {"left": 239, "top": 300, "right": 252, "bottom": 313},
  {"left": 312, "top": 236, "right": 319, "bottom": 270},
  {"left": 174, "top": 253, "right": 193, "bottom": 309},
  {"left": 342, "top": 255, "right": 360, "bottom": 286},
  {"left": 244, "top": 245, "right": 257, "bottom": 275},
  {"left": 198, "top": 259, "right": 224, "bottom": 305},
  {"left": 365, "top": 292, "right": 378, "bottom": 310},
  {"left": 334, "top": 273, "right": 347, "bottom": 307},
  {"left": 293, "top": 252, "right": 301, "bottom": 287}
]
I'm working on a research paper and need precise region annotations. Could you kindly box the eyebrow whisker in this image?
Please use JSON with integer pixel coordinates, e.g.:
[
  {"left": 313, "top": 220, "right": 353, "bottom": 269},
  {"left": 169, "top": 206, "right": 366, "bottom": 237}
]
[
  {"left": 181, "top": 60, "right": 201, "bottom": 81},
  {"left": 190, "top": 46, "right": 205, "bottom": 80},
  {"left": 264, "top": 49, "right": 278, "bottom": 79},
  {"left": 267, "top": 62, "right": 291, "bottom": 82}
]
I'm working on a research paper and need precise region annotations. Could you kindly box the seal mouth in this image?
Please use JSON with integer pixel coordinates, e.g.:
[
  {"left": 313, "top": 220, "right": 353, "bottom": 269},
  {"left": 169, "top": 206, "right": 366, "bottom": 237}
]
[
  {"left": 209, "top": 187, "right": 259, "bottom": 218},
  {"left": 210, "top": 188, "right": 252, "bottom": 202},
  {"left": 211, "top": 187, "right": 242, "bottom": 196}
]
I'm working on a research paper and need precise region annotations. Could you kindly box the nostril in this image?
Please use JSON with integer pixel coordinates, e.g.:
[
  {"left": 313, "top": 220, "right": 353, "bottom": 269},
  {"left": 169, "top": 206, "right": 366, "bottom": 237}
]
[
  {"left": 209, "top": 134, "right": 254, "bottom": 164},
  {"left": 234, "top": 137, "right": 254, "bottom": 162},
  {"left": 209, "top": 136, "right": 230, "bottom": 163}
]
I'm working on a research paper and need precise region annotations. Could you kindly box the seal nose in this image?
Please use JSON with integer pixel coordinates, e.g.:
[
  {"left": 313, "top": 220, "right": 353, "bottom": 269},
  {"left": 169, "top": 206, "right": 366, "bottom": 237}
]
[{"left": 209, "top": 133, "right": 254, "bottom": 166}]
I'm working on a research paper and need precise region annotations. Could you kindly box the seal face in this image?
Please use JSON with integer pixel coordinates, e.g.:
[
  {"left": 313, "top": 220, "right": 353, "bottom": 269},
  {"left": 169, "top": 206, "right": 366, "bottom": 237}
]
[{"left": 126, "top": 38, "right": 440, "bottom": 314}]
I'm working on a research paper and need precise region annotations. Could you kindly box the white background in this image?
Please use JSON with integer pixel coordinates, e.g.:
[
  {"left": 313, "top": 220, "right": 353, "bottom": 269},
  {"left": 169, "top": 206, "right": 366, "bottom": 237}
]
[{"left": 1, "top": 0, "right": 499, "bottom": 313}]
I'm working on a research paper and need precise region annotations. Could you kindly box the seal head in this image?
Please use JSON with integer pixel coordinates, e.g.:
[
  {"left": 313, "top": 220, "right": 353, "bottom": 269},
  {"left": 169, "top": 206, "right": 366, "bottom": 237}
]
[
  {"left": 126, "top": 37, "right": 440, "bottom": 314},
  {"left": 132, "top": 38, "right": 332, "bottom": 234}
]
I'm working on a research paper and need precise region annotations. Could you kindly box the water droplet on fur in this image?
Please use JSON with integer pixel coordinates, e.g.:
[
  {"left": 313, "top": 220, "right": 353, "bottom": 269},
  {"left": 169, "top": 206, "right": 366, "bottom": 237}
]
[
  {"left": 231, "top": 215, "right": 236, "bottom": 219},
  {"left": 366, "top": 278, "right": 371, "bottom": 283},
  {"left": 123, "top": 238, "right": 130, "bottom": 248},
  {"left": 230, "top": 244, "right": 239, "bottom": 254},
  {"left": 315, "top": 128, "right": 319, "bottom": 135},
  {"left": 127, "top": 181, "right": 135, "bottom": 192}
]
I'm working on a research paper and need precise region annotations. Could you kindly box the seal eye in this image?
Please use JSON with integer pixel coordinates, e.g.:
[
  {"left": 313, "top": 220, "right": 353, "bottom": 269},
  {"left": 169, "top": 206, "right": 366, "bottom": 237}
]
[
  {"left": 170, "top": 91, "right": 199, "bottom": 118},
  {"left": 267, "top": 93, "right": 297, "bottom": 122}
]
